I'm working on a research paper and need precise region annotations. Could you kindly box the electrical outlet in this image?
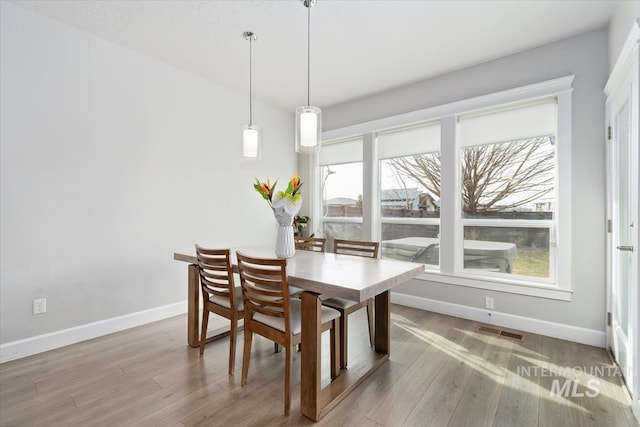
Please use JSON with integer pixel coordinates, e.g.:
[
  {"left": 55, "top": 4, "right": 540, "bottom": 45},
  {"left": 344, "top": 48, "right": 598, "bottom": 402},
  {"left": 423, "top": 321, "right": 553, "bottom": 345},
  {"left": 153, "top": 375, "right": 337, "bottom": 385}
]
[
  {"left": 485, "top": 297, "right": 494, "bottom": 310},
  {"left": 33, "top": 298, "right": 46, "bottom": 315}
]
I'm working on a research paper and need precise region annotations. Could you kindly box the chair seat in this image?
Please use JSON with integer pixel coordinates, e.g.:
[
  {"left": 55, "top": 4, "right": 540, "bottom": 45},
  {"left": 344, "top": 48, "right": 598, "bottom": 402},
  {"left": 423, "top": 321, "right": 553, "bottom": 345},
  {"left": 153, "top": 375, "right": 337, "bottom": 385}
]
[
  {"left": 209, "top": 284, "right": 244, "bottom": 311},
  {"left": 253, "top": 299, "right": 340, "bottom": 335},
  {"left": 322, "top": 297, "right": 362, "bottom": 310}
]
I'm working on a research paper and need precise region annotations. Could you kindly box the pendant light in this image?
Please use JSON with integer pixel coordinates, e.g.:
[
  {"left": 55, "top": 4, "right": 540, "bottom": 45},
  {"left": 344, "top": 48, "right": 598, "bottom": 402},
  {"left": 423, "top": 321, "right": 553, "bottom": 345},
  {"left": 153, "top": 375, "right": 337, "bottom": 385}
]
[
  {"left": 295, "top": 0, "right": 321, "bottom": 154},
  {"left": 242, "top": 31, "right": 261, "bottom": 161}
]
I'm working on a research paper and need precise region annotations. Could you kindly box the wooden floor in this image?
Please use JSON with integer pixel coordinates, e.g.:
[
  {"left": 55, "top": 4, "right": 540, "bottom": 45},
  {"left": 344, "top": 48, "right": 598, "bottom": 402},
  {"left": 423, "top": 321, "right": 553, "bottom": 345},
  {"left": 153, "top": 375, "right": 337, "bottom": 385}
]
[{"left": 1, "top": 304, "right": 637, "bottom": 427}]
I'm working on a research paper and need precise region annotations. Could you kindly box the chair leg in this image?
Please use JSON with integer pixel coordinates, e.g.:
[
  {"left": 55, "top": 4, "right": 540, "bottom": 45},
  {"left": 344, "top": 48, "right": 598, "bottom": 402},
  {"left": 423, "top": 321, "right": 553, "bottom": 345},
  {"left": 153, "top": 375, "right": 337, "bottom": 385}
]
[
  {"left": 241, "top": 327, "right": 253, "bottom": 387},
  {"left": 228, "top": 314, "right": 237, "bottom": 375},
  {"left": 330, "top": 319, "right": 340, "bottom": 379},
  {"left": 339, "top": 311, "right": 348, "bottom": 369},
  {"left": 284, "top": 343, "right": 293, "bottom": 416},
  {"left": 366, "top": 299, "right": 375, "bottom": 347},
  {"left": 199, "top": 309, "right": 209, "bottom": 356},
  {"left": 274, "top": 342, "right": 281, "bottom": 353}
]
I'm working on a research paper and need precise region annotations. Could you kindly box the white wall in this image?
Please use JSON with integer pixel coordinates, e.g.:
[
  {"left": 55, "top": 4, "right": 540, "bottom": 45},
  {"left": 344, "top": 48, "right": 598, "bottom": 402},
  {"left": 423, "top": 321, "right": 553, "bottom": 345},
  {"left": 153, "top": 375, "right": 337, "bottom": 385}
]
[
  {"left": 0, "top": 2, "right": 295, "bottom": 346},
  {"left": 608, "top": 1, "right": 640, "bottom": 70},
  {"left": 323, "top": 29, "right": 609, "bottom": 335}
]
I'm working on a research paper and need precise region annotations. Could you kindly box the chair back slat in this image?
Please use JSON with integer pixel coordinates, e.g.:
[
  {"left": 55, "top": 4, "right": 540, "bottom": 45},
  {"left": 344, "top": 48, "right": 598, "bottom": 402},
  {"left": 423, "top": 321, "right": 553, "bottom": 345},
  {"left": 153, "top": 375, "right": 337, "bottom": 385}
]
[
  {"left": 333, "top": 239, "right": 380, "bottom": 258},
  {"left": 196, "top": 245, "right": 235, "bottom": 300},
  {"left": 294, "top": 237, "right": 327, "bottom": 252},
  {"left": 237, "top": 252, "right": 291, "bottom": 326}
]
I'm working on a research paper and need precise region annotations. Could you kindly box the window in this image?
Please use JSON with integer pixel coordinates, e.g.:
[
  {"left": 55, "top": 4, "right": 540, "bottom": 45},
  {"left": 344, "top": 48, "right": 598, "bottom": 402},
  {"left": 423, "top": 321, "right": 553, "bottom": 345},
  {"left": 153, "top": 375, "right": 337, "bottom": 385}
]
[
  {"left": 457, "top": 99, "right": 557, "bottom": 283},
  {"left": 315, "top": 77, "right": 573, "bottom": 300},
  {"left": 319, "top": 138, "right": 363, "bottom": 244},
  {"left": 378, "top": 123, "right": 441, "bottom": 268}
]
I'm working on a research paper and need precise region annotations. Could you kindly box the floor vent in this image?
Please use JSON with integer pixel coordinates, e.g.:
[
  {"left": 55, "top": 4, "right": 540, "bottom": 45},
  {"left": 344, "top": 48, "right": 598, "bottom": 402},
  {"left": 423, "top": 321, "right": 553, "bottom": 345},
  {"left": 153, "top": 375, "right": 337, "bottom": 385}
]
[
  {"left": 478, "top": 326, "right": 524, "bottom": 341},
  {"left": 500, "top": 330, "right": 524, "bottom": 340},
  {"left": 478, "top": 326, "right": 501, "bottom": 334}
]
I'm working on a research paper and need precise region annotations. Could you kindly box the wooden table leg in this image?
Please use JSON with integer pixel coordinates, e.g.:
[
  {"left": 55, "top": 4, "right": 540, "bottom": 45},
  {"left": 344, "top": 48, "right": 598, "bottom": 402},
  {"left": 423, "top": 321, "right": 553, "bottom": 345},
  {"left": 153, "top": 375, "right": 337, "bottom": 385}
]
[
  {"left": 300, "top": 290, "right": 391, "bottom": 422},
  {"left": 374, "top": 290, "right": 390, "bottom": 354},
  {"left": 188, "top": 264, "right": 199, "bottom": 348},
  {"left": 300, "top": 291, "right": 322, "bottom": 420}
]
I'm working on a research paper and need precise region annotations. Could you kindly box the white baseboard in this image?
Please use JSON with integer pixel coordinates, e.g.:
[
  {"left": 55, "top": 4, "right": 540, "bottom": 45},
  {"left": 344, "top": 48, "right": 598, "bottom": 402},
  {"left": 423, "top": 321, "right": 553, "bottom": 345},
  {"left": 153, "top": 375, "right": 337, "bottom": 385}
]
[
  {"left": 0, "top": 301, "right": 187, "bottom": 363},
  {"left": 2, "top": 294, "right": 606, "bottom": 363},
  {"left": 391, "top": 292, "right": 605, "bottom": 348}
]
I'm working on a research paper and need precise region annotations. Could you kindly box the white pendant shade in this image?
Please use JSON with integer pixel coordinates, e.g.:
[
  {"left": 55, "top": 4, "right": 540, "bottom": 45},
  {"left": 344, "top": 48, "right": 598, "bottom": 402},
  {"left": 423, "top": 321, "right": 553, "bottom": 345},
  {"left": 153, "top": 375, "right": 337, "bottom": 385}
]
[
  {"left": 242, "top": 124, "right": 261, "bottom": 160},
  {"left": 300, "top": 112, "right": 317, "bottom": 146},
  {"left": 295, "top": 105, "right": 321, "bottom": 153}
]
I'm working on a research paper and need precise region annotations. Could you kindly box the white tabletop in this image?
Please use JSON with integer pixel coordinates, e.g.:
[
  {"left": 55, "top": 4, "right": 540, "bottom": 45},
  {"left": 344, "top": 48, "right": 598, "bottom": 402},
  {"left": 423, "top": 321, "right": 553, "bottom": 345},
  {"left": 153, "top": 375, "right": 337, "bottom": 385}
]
[{"left": 175, "top": 248, "right": 424, "bottom": 302}]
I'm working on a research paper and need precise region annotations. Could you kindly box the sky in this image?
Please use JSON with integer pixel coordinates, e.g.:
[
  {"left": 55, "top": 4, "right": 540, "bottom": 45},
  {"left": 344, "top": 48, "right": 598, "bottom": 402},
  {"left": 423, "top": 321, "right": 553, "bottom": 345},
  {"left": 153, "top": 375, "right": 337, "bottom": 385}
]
[{"left": 323, "top": 161, "right": 425, "bottom": 202}]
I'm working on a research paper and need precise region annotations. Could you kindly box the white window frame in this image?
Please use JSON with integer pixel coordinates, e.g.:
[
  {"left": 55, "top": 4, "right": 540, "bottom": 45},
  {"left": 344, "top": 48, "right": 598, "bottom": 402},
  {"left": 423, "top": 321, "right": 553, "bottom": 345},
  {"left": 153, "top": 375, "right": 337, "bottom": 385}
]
[
  {"left": 378, "top": 137, "right": 442, "bottom": 269},
  {"left": 319, "top": 76, "right": 574, "bottom": 301},
  {"left": 317, "top": 139, "right": 365, "bottom": 240}
]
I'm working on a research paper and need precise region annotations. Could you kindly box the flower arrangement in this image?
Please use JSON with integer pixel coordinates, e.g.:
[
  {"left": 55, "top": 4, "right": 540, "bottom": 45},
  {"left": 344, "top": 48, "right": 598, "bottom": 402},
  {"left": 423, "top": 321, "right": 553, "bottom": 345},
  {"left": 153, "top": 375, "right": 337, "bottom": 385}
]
[
  {"left": 254, "top": 174, "right": 303, "bottom": 217},
  {"left": 254, "top": 174, "right": 303, "bottom": 258}
]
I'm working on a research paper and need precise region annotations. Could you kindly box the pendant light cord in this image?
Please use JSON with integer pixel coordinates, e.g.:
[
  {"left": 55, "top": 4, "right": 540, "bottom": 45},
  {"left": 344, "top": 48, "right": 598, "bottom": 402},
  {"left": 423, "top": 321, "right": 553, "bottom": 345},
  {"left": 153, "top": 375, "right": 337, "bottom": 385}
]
[
  {"left": 307, "top": 4, "right": 311, "bottom": 107},
  {"left": 249, "top": 35, "right": 253, "bottom": 126}
]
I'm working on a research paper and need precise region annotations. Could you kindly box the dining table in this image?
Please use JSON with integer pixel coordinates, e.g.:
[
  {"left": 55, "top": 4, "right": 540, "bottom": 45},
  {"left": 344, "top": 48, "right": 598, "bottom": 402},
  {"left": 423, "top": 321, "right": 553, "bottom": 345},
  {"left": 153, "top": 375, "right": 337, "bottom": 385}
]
[{"left": 174, "top": 247, "right": 424, "bottom": 421}]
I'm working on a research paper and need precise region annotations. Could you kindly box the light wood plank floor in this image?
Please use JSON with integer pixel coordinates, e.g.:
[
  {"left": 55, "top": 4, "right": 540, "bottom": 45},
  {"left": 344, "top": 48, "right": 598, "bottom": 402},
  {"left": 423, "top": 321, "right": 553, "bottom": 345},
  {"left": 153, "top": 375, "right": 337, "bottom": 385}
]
[{"left": 1, "top": 305, "right": 637, "bottom": 427}]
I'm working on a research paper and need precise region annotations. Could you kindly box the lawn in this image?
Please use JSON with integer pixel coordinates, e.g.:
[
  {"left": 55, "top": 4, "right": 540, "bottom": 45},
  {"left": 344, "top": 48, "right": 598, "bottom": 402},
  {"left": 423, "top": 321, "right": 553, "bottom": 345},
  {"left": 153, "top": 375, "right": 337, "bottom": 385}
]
[{"left": 512, "top": 247, "right": 549, "bottom": 278}]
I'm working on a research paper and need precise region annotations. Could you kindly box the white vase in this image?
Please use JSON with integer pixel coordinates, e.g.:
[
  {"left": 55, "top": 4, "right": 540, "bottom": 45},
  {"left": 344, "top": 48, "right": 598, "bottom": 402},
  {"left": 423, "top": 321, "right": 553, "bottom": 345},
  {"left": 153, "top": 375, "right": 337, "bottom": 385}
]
[
  {"left": 275, "top": 225, "right": 295, "bottom": 259},
  {"left": 271, "top": 195, "right": 301, "bottom": 259}
]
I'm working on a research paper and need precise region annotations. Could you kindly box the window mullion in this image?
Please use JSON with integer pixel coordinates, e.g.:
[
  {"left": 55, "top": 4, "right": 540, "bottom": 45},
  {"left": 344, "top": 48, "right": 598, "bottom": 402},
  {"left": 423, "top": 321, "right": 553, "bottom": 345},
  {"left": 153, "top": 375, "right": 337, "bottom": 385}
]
[
  {"left": 439, "top": 116, "right": 458, "bottom": 274},
  {"left": 555, "top": 90, "right": 572, "bottom": 289},
  {"left": 309, "top": 151, "right": 322, "bottom": 237},
  {"left": 362, "top": 133, "right": 378, "bottom": 242}
]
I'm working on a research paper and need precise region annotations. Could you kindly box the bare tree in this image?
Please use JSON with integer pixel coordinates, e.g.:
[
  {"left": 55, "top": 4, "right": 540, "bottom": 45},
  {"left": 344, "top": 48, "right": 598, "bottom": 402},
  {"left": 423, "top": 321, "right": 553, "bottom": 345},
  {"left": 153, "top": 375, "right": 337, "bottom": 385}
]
[{"left": 388, "top": 137, "right": 555, "bottom": 215}]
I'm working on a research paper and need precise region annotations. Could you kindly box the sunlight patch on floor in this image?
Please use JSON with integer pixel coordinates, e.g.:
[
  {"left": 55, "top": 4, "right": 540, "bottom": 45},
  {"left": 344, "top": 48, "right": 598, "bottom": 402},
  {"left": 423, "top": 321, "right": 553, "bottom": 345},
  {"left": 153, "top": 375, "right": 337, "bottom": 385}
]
[{"left": 393, "top": 321, "right": 589, "bottom": 413}]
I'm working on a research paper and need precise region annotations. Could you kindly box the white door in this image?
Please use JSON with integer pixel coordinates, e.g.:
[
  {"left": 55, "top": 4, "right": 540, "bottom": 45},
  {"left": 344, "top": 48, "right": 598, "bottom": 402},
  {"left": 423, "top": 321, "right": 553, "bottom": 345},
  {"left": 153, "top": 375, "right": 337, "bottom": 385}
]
[
  {"left": 609, "top": 83, "right": 635, "bottom": 393},
  {"left": 606, "top": 22, "right": 639, "bottom": 416}
]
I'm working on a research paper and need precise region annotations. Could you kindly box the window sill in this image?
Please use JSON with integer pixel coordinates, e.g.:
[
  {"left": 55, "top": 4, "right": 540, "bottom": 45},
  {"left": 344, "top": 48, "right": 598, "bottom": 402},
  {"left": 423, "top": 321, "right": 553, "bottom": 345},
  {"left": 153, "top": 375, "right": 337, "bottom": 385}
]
[{"left": 414, "top": 270, "right": 573, "bottom": 301}]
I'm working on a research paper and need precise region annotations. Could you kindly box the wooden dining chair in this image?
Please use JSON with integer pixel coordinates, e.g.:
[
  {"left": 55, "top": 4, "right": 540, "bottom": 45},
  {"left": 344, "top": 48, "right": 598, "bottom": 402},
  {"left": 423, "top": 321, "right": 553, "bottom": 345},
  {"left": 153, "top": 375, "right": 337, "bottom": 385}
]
[
  {"left": 294, "top": 236, "right": 327, "bottom": 252},
  {"left": 195, "top": 245, "right": 244, "bottom": 375},
  {"left": 236, "top": 251, "right": 340, "bottom": 416},
  {"left": 321, "top": 239, "right": 380, "bottom": 369}
]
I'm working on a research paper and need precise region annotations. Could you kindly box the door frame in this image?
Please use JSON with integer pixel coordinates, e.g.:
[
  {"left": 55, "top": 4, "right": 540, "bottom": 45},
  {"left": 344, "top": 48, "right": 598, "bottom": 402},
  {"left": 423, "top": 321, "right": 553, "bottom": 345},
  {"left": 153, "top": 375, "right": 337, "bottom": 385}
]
[{"left": 605, "top": 20, "right": 640, "bottom": 423}]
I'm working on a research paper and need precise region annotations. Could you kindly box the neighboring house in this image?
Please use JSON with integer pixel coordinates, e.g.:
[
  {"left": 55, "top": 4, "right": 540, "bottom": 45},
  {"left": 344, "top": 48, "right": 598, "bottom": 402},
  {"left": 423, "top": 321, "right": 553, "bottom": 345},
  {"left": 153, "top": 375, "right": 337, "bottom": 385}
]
[
  {"left": 419, "top": 192, "right": 440, "bottom": 212},
  {"left": 534, "top": 199, "right": 555, "bottom": 212},
  {"left": 325, "top": 197, "right": 360, "bottom": 218},
  {"left": 381, "top": 188, "right": 440, "bottom": 213},
  {"left": 326, "top": 197, "right": 357, "bottom": 206},
  {"left": 381, "top": 188, "right": 421, "bottom": 209}
]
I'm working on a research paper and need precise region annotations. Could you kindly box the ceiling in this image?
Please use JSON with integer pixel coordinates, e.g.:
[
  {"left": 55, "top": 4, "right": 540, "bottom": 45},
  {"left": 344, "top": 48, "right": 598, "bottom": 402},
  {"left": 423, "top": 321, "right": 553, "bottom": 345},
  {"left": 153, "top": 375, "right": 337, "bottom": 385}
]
[{"left": 15, "top": 0, "right": 620, "bottom": 110}]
